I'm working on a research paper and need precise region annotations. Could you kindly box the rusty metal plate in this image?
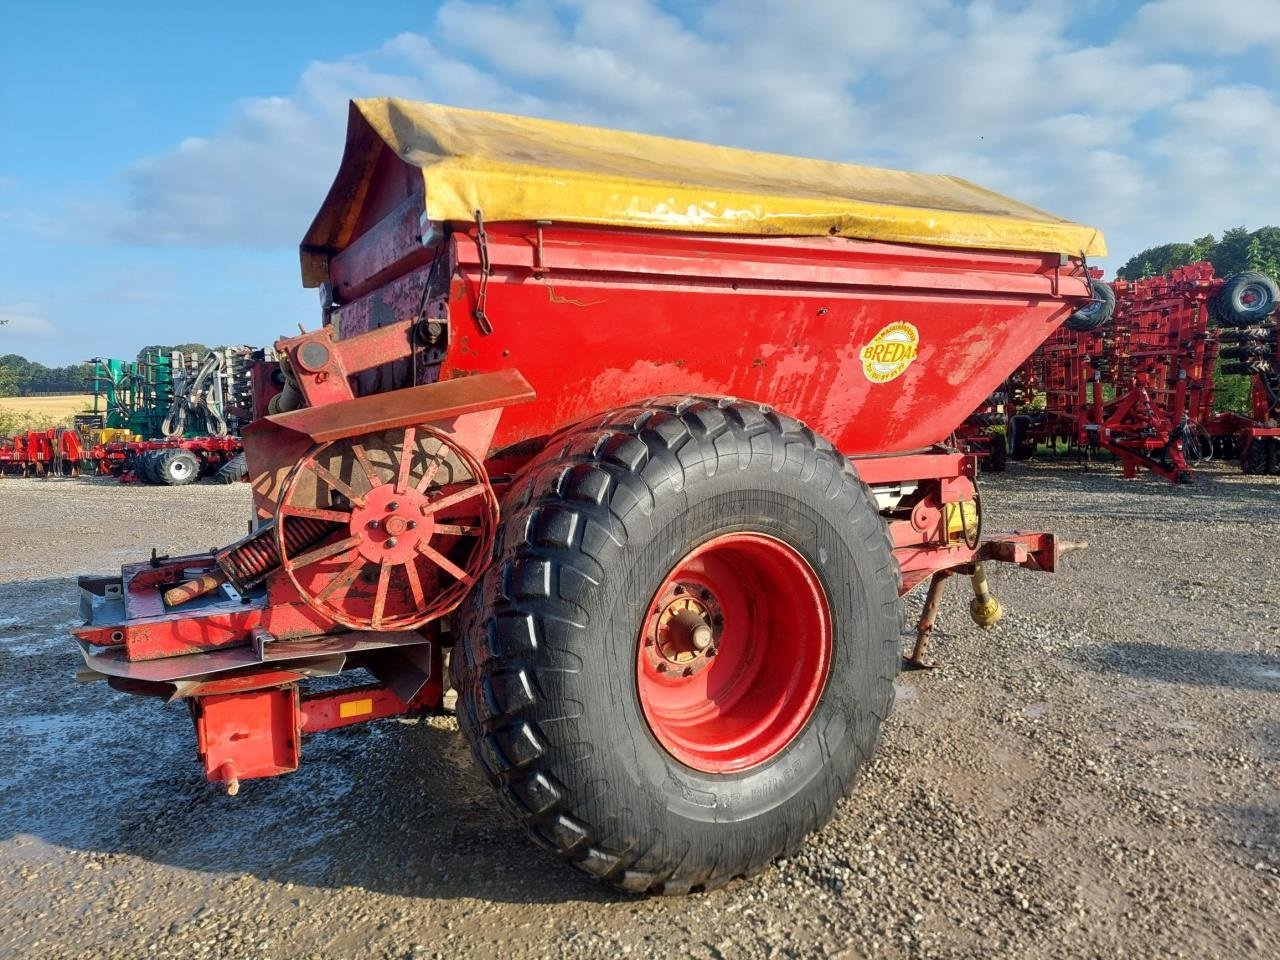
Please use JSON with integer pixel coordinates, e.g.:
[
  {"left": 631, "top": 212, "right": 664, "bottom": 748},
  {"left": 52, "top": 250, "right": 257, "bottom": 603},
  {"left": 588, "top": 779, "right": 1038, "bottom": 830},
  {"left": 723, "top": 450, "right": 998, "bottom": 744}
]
[{"left": 258, "top": 368, "right": 534, "bottom": 443}]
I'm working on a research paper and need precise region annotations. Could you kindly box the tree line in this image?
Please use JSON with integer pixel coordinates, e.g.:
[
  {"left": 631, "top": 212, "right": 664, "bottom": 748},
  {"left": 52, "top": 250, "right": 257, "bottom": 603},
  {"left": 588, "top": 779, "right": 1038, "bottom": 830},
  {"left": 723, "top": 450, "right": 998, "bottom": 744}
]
[
  {"left": 1116, "top": 225, "right": 1280, "bottom": 282},
  {"left": 0, "top": 355, "right": 91, "bottom": 396},
  {"left": 0, "top": 344, "right": 211, "bottom": 397}
]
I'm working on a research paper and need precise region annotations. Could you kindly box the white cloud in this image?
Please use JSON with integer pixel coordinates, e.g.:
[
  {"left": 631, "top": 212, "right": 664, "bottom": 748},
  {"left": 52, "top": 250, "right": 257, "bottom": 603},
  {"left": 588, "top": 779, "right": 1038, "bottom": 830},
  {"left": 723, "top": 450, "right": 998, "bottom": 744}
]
[
  {"left": 1129, "top": 0, "right": 1280, "bottom": 56},
  {"left": 108, "top": 32, "right": 545, "bottom": 247},
  {"left": 80, "top": 0, "right": 1280, "bottom": 271},
  {"left": 0, "top": 303, "right": 55, "bottom": 338}
]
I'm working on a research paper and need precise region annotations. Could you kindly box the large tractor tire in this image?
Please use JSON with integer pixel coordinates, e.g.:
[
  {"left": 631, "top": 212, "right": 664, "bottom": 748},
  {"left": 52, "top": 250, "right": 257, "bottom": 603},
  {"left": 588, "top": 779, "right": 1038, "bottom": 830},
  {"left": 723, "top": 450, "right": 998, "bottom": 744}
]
[
  {"left": 1242, "top": 437, "right": 1268, "bottom": 475},
  {"left": 156, "top": 448, "right": 200, "bottom": 486},
  {"left": 1215, "top": 272, "right": 1279, "bottom": 326},
  {"left": 452, "top": 396, "right": 902, "bottom": 893},
  {"left": 136, "top": 451, "right": 163, "bottom": 484},
  {"left": 213, "top": 452, "right": 248, "bottom": 484}
]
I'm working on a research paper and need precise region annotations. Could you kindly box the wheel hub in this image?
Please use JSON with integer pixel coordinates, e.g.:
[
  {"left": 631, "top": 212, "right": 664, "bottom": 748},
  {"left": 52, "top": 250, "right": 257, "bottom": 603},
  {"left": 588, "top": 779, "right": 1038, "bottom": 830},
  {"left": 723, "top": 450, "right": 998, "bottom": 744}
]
[
  {"left": 645, "top": 584, "right": 722, "bottom": 676},
  {"left": 349, "top": 484, "right": 437, "bottom": 564}
]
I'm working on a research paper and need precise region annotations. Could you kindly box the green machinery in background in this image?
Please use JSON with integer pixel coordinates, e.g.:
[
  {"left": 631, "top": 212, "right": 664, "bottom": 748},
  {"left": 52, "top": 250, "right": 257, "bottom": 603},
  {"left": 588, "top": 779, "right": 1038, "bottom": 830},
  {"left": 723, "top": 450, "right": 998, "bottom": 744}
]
[
  {"left": 86, "top": 355, "right": 175, "bottom": 438},
  {"left": 86, "top": 347, "right": 273, "bottom": 440}
]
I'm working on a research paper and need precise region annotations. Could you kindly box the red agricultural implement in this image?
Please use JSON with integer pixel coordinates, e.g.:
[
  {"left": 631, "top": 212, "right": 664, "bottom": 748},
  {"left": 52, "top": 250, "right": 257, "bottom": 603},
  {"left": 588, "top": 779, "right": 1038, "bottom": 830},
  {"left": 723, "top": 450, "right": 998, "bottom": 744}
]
[
  {"left": 0, "top": 431, "right": 244, "bottom": 484},
  {"left": 73, "top": 99, "right": 1107, "bottom": 893},
  {"left": 952, "top": 393, "right": 1010, "bottom": 473},
  {"left": 0, "top": 427, "right": 85, "bottom": 477},
  {"left": 1006, "top": 263, "right": 1279, "bottom": 482},
  {"left": 88, "top": 436, "right": 244, "bottom": 485},
  {"left": 1203, "top": 276, "right": 1280, "bottom": 474}
]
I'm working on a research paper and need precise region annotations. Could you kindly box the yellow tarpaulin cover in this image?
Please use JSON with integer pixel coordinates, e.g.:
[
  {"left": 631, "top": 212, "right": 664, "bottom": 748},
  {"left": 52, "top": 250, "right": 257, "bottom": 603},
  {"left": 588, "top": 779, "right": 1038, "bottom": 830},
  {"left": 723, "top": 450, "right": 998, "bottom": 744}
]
[{"left": 303, "top": 99, "right": 1105, "bottom": 282}]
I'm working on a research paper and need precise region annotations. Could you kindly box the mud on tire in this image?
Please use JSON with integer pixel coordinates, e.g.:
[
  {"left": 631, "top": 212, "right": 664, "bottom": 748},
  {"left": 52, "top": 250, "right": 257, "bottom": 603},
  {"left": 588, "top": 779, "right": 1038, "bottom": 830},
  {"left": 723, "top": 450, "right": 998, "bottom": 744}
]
[{"left": 451, "top": 396, "right": 902, "bottom": 893}]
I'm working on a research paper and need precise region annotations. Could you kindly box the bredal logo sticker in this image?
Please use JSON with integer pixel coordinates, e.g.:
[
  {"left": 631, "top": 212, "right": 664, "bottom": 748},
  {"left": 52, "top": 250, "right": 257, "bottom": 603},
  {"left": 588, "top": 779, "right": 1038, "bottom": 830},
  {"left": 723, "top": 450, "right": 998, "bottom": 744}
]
[{"left": 859, "top": 321, "right": 919, "bottom": 383}]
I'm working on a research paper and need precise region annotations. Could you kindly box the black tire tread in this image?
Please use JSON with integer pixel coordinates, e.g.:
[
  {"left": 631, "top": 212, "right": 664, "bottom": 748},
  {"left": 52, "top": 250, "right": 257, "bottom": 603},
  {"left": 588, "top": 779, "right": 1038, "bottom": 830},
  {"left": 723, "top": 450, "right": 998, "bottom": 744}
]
[
  {"left": 138, "top": 450, "right": 163, "bottom": 485},
  {"left": 451, "top": 396, "right": 901, "bottom": 894},
  {"left": 213, "top": 451, "right": 248, "bottom": 484},
  {"left": 1215, "top": 271, "right": 1280, "bottom": 326}
]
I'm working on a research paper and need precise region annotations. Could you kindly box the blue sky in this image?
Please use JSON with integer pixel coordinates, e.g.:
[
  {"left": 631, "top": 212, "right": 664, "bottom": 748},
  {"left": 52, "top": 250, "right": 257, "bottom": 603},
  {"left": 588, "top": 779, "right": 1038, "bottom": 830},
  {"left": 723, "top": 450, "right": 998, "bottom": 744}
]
[{"left": 3, "top": 0, "right": 1278, "bottom": 366}]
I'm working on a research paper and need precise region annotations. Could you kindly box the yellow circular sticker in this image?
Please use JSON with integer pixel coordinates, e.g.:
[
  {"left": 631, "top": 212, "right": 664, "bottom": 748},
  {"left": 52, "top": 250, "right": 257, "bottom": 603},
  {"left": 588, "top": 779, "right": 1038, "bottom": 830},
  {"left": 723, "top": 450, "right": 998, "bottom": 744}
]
[{"left": 859, "top": 321, "right": 919, "bottom": 383}]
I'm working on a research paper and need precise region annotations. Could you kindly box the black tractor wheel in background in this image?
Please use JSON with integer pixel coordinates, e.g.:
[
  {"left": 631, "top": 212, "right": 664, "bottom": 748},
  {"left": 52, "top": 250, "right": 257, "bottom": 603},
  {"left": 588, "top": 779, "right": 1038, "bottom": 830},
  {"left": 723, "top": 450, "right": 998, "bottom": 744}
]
[
  {"left": 1242, "top": 438, "right": 1267, "bottom": 475},
  {"left": 156, "top": 448, "right": 200, "bottom": 486},
  {"left": 451, "top": 397, "right": 902, "bottom": 893},
  {"left": 981, "top": 431, "right": 1007, "bottom": 473},
  {"left": 1215, "top": 272, "right": 1280, "bottom": 326},
  {"left": 1065, "top": 279, "right": 1116, "bottom": 332},
  {"left": 1009, "top": 414, "right": 1036, "bottom": 461},
  {"left": 213, "top": 452, "right": 248, "bottom": 484},
  {"left": 146, "top": 451, "right": 170, "bottom": 484},
  {"left": 136, "top": 451, "right": 162, "bottom": 484}
]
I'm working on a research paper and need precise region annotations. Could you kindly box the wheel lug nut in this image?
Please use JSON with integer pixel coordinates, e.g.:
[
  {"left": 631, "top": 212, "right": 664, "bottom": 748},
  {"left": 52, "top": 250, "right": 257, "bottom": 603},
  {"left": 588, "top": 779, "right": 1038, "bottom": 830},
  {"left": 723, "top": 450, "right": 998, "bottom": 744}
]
[
  {"left": 368, "top": 520, "right": 380, "bottom": 529},
  {"left": 387, "top": 501, "right": 399, "bottom": 511},
  {"left": 407, "top": 520, "right": 417, "bottom": 529},
  {"left": 386, "top": 537, "right": 398, "bottom": 547}
]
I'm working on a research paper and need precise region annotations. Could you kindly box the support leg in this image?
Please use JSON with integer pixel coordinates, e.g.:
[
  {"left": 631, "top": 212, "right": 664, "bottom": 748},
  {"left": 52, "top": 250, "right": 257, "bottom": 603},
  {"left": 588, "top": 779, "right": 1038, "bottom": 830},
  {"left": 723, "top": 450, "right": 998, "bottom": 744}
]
[{"left": 906, "top": 571, "right": 950, "bottom": 670}]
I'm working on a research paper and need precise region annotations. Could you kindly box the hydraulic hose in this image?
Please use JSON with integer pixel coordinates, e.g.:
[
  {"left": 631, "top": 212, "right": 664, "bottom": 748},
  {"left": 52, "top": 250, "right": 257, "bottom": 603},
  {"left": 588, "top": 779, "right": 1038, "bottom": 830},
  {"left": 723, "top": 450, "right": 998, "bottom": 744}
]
[{"left": 162, "top": 352, "right": 227, "bottom": 438}]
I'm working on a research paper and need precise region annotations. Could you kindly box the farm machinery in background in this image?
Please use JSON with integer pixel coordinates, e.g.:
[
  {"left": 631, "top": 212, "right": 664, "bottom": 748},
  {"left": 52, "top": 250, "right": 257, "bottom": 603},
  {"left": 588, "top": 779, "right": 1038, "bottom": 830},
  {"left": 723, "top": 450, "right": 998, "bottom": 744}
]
[
  {"left": 1202, "top": 277, "right": 1280, "bottom": 474},
  {"left": 0, "top": 426, "right": 87, "bottom": 477},
  {"left": 0, "top": 346, "right": 283, "bottom": 482},
  {"left": 978, "top": 263, "right": 1279, "bottom": 482}
]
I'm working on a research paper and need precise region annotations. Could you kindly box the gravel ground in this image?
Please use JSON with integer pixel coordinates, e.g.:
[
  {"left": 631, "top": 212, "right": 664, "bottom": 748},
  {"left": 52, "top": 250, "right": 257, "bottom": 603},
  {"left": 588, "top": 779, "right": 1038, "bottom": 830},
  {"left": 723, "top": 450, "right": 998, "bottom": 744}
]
[{"left": 0, "top": 463, "right": 1277, "bottom": 959}]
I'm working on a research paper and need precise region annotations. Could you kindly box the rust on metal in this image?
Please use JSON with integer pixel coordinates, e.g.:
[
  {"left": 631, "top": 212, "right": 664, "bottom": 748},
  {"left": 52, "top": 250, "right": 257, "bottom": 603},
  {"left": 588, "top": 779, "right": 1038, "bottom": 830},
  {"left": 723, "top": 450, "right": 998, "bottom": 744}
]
[
  {"left": 260, "top": 368, "right": 534, "bottom": 444},
  {"left": 906, "top": 571, "right": 950, "bottom": 670}
]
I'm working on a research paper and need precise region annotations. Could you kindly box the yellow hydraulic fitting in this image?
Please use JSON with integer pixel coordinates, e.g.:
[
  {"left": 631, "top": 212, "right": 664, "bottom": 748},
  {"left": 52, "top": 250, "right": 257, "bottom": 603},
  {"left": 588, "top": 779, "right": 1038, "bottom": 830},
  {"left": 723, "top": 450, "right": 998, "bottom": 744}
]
[
  {"left": 968, "top": 563, "right": 1004, "bottom": 629},
  {"left": 944, "top": 500, "right": 979, "bottom": 542}
]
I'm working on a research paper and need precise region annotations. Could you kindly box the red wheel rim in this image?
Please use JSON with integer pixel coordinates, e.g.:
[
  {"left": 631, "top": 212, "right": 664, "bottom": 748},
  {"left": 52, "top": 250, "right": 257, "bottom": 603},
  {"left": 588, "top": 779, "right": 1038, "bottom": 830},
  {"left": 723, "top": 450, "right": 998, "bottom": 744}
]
[{"left": 636, "top": 533, "right": 832, "bottom": 773}]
